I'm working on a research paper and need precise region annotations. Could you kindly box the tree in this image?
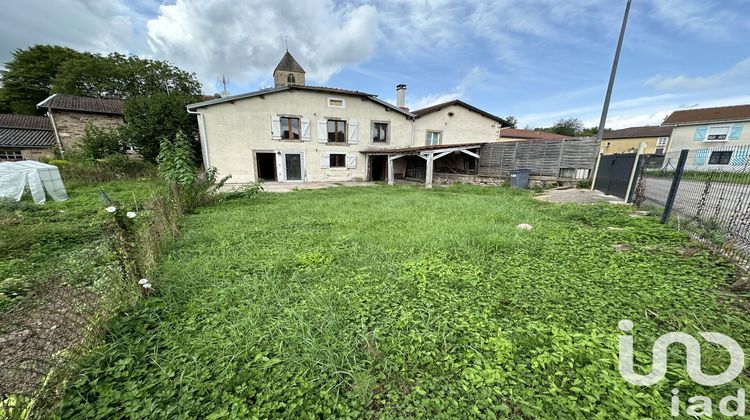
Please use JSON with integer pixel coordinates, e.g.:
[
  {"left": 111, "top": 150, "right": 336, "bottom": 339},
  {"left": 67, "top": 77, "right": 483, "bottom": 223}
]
[
  {"left": 539, "top": 118, "right": 585, "bottom": 137},
  {"left": 122, "top": 93, "right": 200, "bottom": 162},
  {"left": 52, "top": 52, "right": 201, "bottom": 98},
  {"left": 0, "top": 45, "right": 82, "bottom": 115},
  {"left": 580, "top": 126, "right": 600, "bottom": 137},
  {"left": 504, "top": 115, "right": 518, "bottom": 128}
]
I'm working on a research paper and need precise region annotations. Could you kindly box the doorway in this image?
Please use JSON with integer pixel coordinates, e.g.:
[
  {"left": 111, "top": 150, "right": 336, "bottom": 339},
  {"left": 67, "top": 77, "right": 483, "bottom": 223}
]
[
  {"left": 256, "top": 153, "right": 277, "bottom": 181},
  {"left": 283, "top": 152, "right": 304, "bottom": 181},
  {"left": 369, "top": 155, "right": 387, "bottom": 181}
]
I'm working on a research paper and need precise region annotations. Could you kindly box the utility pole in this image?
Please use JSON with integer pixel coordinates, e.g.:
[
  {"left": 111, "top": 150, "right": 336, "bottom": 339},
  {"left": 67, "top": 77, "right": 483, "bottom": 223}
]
[{"left": 596, "top": 0, "right": 632, "bottom": 142}]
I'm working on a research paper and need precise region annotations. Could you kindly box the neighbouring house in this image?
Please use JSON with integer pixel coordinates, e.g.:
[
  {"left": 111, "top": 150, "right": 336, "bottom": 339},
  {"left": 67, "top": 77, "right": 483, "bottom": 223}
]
[
  {"left": 601, "top": 125, "right": 672, "bottom": 155},
  {"left": 36, "top": 94, "right": 124, "bottom": 152},
  {"left": 662, "top": 104, "right": 749, "bottom": 168},
  {"left": 0, "top": 114, "right": 56, "bottom": 161},
  {"left": 187, "top": 51, "right": 512, "bottom": 186},
  {"left": 497, "top": 128, "right": 573, "bottom": 142}
]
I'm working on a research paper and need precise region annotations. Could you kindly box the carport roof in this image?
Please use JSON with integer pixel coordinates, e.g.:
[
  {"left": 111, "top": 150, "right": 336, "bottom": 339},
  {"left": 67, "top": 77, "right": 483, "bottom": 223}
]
[{"left": 364, "top": 142, "right": 486, "bottom": 154}]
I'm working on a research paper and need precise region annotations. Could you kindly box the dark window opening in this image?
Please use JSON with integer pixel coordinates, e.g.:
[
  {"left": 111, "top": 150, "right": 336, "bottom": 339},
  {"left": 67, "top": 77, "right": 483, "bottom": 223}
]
[
  {"left": 280, "top": 116, "right": 300, "bottom": 140},
  {"left": 287, "top": 73, "right": 296, "bottom": 83},
  {"left": 330, "top": 153, "right": 346, "bottom": 168},
  {"left": 372, "top": 122, "right": 388, "bottom": 143},
  {"left": 0, "top": 150, "right": 23, "bottom": 161},
  {"left": 327, "top": 120, "right": 347, "bottom": 143},
  {"left": 708, "top": 151, "right": 732, "bottom": 165},
  {"left": 256, "top": 153, "right": 277, "bottom": 181}
]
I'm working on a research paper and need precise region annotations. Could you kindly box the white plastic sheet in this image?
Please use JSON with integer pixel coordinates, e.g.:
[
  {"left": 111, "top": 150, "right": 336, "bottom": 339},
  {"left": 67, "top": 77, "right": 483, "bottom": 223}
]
[{"left": 0, "top": 160, "right": 68, "bottom": 204}]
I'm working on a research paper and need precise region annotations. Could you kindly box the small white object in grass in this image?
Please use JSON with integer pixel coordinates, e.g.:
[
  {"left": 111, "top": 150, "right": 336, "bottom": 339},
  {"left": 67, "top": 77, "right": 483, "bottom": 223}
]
[
  {"left": 143, "top": 283, "right": 152, "bottom": 289},
  {"left": 138, "top": 278, "right": 149, "bottom": 285},
  {"left": 105, "top": 206, "right": 117, "bottom": 213},
  {"left": 516, "top": 223, "right": 533, "bottom": 230},
  {"left": 126, "top": 211, "right": 137, "bottom": 219}
]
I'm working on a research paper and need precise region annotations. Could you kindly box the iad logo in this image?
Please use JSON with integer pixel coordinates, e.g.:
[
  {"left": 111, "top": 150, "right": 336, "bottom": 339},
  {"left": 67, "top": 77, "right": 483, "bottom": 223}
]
[{"left": 617, "top": 320, "right": 746, "bottom": 417}]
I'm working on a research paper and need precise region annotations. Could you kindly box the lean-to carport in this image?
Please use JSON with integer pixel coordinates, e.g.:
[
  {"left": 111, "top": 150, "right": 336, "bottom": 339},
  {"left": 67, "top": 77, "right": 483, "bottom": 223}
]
[{"left": 365, "top": 143, "right": 484, "bottom": 188}]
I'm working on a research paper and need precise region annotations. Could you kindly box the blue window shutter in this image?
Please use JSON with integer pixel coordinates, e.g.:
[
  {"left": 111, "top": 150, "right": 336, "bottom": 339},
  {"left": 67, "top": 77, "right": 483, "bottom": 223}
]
[
  {"left": 693, "top": 127, "right": 707, "bottom": 141},
  {"left": 728, "top": 124, "right": 743, "bottom": 140},
  {"left": 731, "top": 147, "right": 748, "bottom": 166},
  {"left": 694, "top": 149, "right": 709, "bottom": 165}
]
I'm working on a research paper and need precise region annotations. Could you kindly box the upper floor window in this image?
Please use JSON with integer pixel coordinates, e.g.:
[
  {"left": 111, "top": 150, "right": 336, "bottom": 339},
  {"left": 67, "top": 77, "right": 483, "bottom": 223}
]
[
  {"left": 328, "top": 98, "right": 345, "bottom": 108},
  {"left": 280, "top": 116, "right": 300, "bottom": 140},
  {"left": 327, "top": 119, "right": 347, "bottom": 143},
  {"left": 426, "top": 130, "right": 442, "bottom": 146},
  {"left": 372, "top": 122, "right": 388, "bottom": 143},
  {"left": 706, "top": 126, "right": 730, "bottom": 141},
  {"left": 287, "top": 73, "right": 296, "bottom": 83},
  {"left": 656, "top": 136, "right": 668, "bottom": 146}
]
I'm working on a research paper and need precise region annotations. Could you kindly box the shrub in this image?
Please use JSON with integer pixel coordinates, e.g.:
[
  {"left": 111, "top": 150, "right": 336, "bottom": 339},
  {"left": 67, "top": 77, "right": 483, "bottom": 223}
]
[
  {"left": 180, "top": 167, "right": 231, "bottom": 213},
  {"left": 58, "top": 154, "right": 156, "bottom": 183},
  {"left": 78, "top": 124, "right": 123, "bottom": 159},
  {"left": 576, "top": 179, "right": 592, "bottom": 189}
]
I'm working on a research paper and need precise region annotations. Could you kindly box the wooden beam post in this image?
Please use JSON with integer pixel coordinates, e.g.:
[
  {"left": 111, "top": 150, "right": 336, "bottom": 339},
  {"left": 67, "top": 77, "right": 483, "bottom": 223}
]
[
  {"left": 425, "top": 153, "right": 434, "bottom": 188},
  {"left": 387, "top": 156, "right": 395, "bottom": 185}
]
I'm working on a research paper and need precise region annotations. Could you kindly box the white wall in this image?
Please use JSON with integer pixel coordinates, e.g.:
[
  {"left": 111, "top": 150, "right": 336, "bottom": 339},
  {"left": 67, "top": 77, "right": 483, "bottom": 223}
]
[
  {"left": 414, "top": 104, "right": 501, "bottom": 146},
  {"left": 667, "top": 121, "right": 750, "bottom": 154},
  {"left": 195, "top": 89, "right": 413, "bottom": 183}
]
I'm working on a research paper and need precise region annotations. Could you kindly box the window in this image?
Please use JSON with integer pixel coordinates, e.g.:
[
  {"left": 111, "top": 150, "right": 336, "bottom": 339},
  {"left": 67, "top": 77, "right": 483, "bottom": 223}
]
[
  {"left": 327, "top": 119, "right": 347, "bottom": 143},
  {"left": 426, "top": 131, "right": 442, "bottom": 146},
  {"left": 708, "top": 151, "right": 732, "bottom": 165},
  {"left": 372, "top": 122, "right": 388, "bottom": 143},
  {"left": 287, "top": 73, "right": 296, "bottom": 83},
  {"left": 656, "top": 136, "right": 668, "bottom": 146},
  {"left": 280, "top": 116, "right": 300, "bottom": 140},
  {"left": 329, "top": 153, "right": 346, "bottom": 168},
  {"left": 655, "top": 148, "right": 665, "bottom": 156},
  {"left": 328, "top": 98, "right": 345, "bottom": 108},
  {"left": 706, "top": 126, "right": 730, "bottom": 141},
  {"left": 0, "top": 150, "right": 23, "bottom": 161}
]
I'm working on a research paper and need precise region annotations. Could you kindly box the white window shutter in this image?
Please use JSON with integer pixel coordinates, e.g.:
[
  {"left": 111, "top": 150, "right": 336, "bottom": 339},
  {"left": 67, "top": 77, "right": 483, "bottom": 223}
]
[
  {"left": 271, "top": 116, "right": 281, "bottom": 140},
  {"left": 346, "top": 153, "right": 357, "bottom": 169},
  {"left": 317, "top": 119, "right": 328, "bottom": 143},
  {"left": 347, "top": 120, "right": 358, "bottom": 144},
  {"left": 320, "top": 153, "right": 330, "bottom": 169},
  {"left": 301, "top": 118, "right": 311, "bottom": 141}
]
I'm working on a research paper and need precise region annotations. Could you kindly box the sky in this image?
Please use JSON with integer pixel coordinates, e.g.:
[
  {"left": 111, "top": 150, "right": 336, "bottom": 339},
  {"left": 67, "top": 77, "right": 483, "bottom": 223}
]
[{"left": 1, "top": 0, "right": 749, "bottom": 129}]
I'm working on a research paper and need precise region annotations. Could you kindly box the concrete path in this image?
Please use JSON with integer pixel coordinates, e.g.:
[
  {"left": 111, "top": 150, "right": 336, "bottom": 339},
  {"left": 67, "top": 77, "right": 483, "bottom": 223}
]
[
  {"left": 536, "top": 188, "right": 626, "bottom": 204},
  {"left": 224, "top": 181, "right": 378, "bottom": 193}
]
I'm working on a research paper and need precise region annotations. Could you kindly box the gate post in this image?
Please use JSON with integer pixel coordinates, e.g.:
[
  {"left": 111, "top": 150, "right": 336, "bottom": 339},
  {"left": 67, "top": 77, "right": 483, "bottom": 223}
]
[
  {"left": 590, "top": 152, "right": 603, "bottom": 190},
  {"left": 660, "top": 149, "right": 689, "bottom": 224}
]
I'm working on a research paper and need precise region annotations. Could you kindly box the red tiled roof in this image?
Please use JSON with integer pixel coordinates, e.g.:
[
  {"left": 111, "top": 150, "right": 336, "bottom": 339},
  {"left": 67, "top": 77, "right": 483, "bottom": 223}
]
[
  {"left": 37, "top": 94, "right": 124, "bottom": 115},
  {"left": 662, "top": 104, "right": 750, "bottom": 125},
  {"left": 499, "top": 128, "right": 572, "bottom": 141}
]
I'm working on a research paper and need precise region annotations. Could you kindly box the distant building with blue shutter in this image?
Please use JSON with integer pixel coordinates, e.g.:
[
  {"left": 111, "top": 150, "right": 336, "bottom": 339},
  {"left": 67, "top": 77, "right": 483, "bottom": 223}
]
[{"left": 661, "top": 104, "right": 750, "bottom": 170}]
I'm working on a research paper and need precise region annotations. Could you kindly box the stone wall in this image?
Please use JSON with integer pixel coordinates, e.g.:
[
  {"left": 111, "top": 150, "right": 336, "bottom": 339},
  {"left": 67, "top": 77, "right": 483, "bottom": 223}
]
[
  {"left": 52, "top": 110, "right": 123, "bottom": 151},
  {"left": 433, "top": 172, "right": 583, "bottom": 188}
]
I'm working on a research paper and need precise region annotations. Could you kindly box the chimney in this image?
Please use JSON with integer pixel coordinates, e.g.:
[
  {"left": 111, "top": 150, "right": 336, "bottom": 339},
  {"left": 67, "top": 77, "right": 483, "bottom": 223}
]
[{"left": 396, "top": 84, "right": 407, "bottom": 110}]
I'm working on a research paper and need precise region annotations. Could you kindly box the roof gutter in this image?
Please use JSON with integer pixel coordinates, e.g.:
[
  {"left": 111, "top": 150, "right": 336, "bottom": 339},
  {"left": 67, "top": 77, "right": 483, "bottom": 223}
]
[{"left": 187, "top": 107, "right": 210, "bottom": 170}]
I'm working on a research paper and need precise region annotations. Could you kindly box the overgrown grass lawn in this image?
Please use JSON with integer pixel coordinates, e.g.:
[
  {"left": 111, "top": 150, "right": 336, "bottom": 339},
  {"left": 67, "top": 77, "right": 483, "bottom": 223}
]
[{"left": 61, "top": 185, "right": 750, "bottom": 418}]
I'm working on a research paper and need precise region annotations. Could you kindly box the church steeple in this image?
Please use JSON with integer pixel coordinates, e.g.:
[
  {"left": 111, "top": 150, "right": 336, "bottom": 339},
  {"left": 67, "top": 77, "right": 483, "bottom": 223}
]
[{"left": 273, "top": 51, "right": 305, "bottom": 87}]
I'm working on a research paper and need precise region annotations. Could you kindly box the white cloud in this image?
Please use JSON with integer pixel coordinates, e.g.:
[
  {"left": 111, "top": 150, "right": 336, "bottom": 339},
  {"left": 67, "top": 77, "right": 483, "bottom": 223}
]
[
  {"left": 650, "top": 0, "right": 749, "bottom": 41},
  {"left": 407, "top": 66, "right": 486, "bottom": 110},
  {"left": 145, "top": 0, "right": 379, "bottom": 91},
  {"left": 0, "top": 0, "right": 146, "bottom": 63},
  {"left": 647, "top": 57, "right": 750, "bottom": 91}
]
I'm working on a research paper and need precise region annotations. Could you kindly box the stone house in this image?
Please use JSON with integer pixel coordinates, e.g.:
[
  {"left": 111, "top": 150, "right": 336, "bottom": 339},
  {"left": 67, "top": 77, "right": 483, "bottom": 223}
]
[
  {"left": 0, "top": 114, "right": 56, "bottom": 161},
  {"left": 36, "top": 94, "right": 124, "bottom": 152},
  {"left": 187, "top": 51, "right": 511, "bottom": 186}
]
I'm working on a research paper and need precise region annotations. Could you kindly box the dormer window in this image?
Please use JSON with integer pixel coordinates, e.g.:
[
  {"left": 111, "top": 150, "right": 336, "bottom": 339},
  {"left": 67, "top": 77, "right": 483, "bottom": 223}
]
[{"left": 287, "top": 73, "right": 296, "bottom": 83}]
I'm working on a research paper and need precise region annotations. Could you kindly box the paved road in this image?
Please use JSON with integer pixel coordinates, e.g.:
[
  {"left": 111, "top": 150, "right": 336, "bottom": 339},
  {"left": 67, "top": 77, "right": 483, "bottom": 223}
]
[{"left": 643, "top": 176, "right": 750, "bottom": 250}]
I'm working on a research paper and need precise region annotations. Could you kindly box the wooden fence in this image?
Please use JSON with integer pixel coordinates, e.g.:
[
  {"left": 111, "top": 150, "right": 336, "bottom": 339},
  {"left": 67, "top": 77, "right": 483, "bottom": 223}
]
[{"left": 479, "top": 138, "right": 599, "bottom": 178}]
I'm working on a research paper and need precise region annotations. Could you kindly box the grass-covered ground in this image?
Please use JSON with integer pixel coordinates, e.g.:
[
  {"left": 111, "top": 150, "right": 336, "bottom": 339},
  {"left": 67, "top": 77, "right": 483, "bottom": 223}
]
[
  {"left": 59, "top": 185, "right": 750, "bottom": 418},
  {"left": 0, "top": 180, "right": 160, "bottom": 313}
]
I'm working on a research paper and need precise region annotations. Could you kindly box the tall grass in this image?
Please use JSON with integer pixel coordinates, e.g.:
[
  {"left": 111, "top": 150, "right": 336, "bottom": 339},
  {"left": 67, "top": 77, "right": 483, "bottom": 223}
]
[{"left": 59, "top": 185, "right": 750, "bottom": 418}]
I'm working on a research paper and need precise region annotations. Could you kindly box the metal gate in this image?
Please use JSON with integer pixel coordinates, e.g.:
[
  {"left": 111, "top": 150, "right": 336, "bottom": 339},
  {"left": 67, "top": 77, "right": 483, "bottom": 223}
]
[{"left": 594, "top": 154, "right": 636, "bottom": 199}]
